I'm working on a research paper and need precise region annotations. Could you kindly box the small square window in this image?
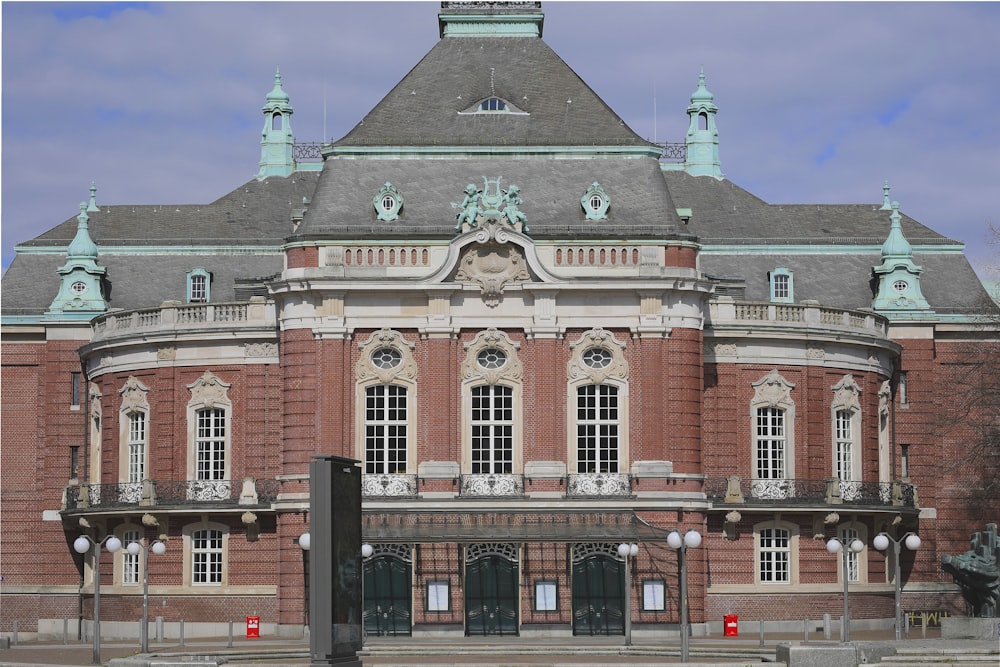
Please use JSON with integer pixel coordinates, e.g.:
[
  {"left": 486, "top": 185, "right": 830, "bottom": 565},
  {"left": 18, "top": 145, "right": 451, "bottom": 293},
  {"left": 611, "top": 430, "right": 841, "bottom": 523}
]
[
  {"left": 427, "top": 581, "right": 449, "bottom": 612},
  {"left": 643, "top": 579, "right": 665, "bottom": 611},
  {"left": 534, "top": 580, "right": 558, "bottom": 611}
]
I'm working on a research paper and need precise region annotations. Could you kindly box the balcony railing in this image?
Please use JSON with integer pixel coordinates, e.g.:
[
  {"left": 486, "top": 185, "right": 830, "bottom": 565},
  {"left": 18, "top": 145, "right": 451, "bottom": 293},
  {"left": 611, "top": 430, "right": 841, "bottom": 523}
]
[
  {"left": 708, "top": 300, "right": 889, "bottom": 337},
  {"left": 566, "top": 472, "right": 633, "bottom": 497},
  {"left": 704, "top": 476, "right": 915, "bottom": 508},
  {"left": 89, "top": 299, "right": 276, "bottom": 343},
  {"left": 363, "top": 474, "right": 418, "bottom": 498},
  {"left": 459, "top": 474, "right": 525, "bottom": 497},
  {"left": 64, "top": 478, "right": 280, "bottom": 510}
]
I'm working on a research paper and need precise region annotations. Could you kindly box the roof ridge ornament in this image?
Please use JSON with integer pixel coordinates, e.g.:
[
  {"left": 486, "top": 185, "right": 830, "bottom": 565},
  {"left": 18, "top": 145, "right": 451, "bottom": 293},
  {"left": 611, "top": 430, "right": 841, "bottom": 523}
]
[{"left": 881, "top": 180, "right": 892, "bottom": 210}]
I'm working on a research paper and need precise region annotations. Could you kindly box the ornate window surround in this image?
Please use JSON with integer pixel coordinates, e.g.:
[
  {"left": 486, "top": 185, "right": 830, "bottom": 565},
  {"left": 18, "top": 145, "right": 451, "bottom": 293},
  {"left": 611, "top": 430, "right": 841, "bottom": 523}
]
[
  {"left": 185, "top": 371, "right": 232, "bottom": 483},
  {"left": 750, "top": 370, "right": 796, "bottom": 483},
  {"left": 831, "top": 374, "right": 862, "bottom": 484},
  {"left": 461, "top": 329, "right": 523, "bottom": 474},
  {"left": 565, "top": 328, "right": 630, "bottom": 473},
  {"left": 354, "top": 328, "right": 418, "bottom": 472},
  {"left": 118, "top": 376, "right": 150, "bottom": 485}
]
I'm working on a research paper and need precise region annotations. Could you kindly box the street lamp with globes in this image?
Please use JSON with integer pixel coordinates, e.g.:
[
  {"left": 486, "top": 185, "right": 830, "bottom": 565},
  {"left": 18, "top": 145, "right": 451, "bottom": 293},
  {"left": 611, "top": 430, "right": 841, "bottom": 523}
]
[
  {"left": 616, "top": 542, "right": 638, "bottom": 646},
  {"left": 873, "top": 531, "right": 920, "bottom": 639},
  {"left": 667, "top": 529, "right": 702, "bottom": 662},
  {"left": 826, "top": 536, "right": 865, "bottom": 642},
  {"left": 73, "top": 533, "right": 123, "bottom": 664},
  {"left": 125, "top": 539, "right": 166, "bottom": 653}
]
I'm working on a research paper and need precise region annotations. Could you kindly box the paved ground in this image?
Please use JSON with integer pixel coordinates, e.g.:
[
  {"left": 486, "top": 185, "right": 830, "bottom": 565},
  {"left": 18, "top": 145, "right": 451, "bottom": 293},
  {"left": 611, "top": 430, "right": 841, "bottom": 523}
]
[{"left": 0, "top": 627, "right": 950, "bottom": 667}]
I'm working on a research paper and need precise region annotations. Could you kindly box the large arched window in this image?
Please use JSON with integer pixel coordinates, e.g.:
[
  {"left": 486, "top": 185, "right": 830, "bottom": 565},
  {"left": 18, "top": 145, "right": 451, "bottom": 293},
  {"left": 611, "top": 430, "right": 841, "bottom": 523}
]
[
  {"left": 750, "top": 370, "right": 796, "bottom": 499},
  {"left": 355, "top": 329, "right": 417, "bottom": 481},
  {"left": 566, "top": 329, "right": 629, "bottom": 475},
  {"left": 118, "top": 377, "right": 150, "bottom": 490},
  {"left": 186, "top": 372, "right": 232, "bottom": 500},
  {"left": 576, "top": 384, "right": 619, "bottom": 473},
  {"left": 831, "top": 375, "right": 863, "bottom": 500},
  {"left": 461, "top": 329, "right": 523, "bottom": 475}
]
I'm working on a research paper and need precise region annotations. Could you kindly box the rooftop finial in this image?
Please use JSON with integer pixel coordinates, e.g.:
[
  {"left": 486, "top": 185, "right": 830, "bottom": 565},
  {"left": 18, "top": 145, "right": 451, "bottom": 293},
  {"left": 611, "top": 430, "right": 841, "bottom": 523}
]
[
  {"left": 881, "top": 180, "right": 892, "bottom": 211},
  {"left": 87, "top": 181, "right": 99, "bottom": 212}
]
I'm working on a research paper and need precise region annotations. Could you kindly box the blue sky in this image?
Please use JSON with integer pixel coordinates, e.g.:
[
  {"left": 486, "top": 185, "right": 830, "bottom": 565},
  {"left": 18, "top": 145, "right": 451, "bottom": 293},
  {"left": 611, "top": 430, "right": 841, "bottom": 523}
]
[{"left": 3, "top": 1, "right": 999, "bottom": 278}]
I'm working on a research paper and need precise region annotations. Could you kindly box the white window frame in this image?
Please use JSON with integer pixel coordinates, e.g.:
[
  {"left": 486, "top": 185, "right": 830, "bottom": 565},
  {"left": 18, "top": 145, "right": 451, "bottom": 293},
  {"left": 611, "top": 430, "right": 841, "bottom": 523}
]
[
  {"left": 750, "top": 371, "right": 796, "bottom": 497},
  {"left": 837, "top": 523, "right": 868, "bottom": 584},
  {"left": 364, "top": 384, "right": 408, "bottom": 474},
  {"left": 185, "top": 522, "right": 227, "bottom": 587},
  {"left": 186, "top": 372, "right": 232, "bottom": 500},
  {"left": 461, "top": 329, "right": 523, "bottom": 475},
  {"left": 470, "top": 384, "right": 514, "bottom": 474},
  {"left": 575, "top": 384, "right": 620, "bottom": 473},
  {"left": 118, "top": 377, "right": 150, "bottom": 487},
  {"left": 769, "top": 268, "right": 794, "bottom": 303},
  {"left": 755, "top": 520, "right": 798, "bottom": 585},
  {"left": 186, "top": 268, "right": 211, "bottom": 303},
  {"left": 121, "top": 527, "right": 142, "bottom": 586}
]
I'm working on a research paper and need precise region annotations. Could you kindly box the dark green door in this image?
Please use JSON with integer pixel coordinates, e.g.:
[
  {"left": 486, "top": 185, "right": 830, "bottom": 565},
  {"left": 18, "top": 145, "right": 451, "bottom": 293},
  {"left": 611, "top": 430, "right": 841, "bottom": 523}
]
[
  {"left": 465, "top": 554, "right": 519, "bottom": 636},
  {"left": 572, "top": 554, "right": 625, "bottom": 636},
  {"left": 363, "top": 555, "right": 412, "bottom": 637}
]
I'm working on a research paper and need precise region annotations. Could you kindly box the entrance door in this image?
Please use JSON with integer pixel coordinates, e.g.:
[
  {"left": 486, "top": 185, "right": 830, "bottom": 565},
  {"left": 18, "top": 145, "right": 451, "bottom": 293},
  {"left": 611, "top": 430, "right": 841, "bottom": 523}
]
[
  {"left": 465, "top": 552, "right": 519, "bottom": 636},
  {"left": 572, "top": 551, "right": 625, "bottom": 636},
  {"left": 363, "top": 554, "right": 412, "bottom": 636}
]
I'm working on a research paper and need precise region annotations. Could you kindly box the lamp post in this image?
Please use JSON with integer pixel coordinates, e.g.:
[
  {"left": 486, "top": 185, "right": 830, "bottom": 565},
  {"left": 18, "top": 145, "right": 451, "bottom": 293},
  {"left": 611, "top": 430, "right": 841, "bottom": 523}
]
[
  {"left": 73, "top": 533, "right": 123, "bottom": 664},
  {"left": 826, "top": 536, "right": 865, "bottom": 642},
  {"left": 873, "top": 531, "right": 920, "bottom": 640},
  {"left": 125, "top": 539, "right": 166, "bottom": 653},
  {"left": 616, "top": 542, "right": 638, "bottom": 646},
  {"left": 668, "top": 529, "right": 702, "bottom": 662}
]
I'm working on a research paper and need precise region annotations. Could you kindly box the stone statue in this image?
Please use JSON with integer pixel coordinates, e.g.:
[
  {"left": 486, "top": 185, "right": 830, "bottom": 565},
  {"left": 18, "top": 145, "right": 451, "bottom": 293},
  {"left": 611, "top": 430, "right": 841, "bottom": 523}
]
[{"left": 941, "top": 523, "right": 1000, "bottom": 617}]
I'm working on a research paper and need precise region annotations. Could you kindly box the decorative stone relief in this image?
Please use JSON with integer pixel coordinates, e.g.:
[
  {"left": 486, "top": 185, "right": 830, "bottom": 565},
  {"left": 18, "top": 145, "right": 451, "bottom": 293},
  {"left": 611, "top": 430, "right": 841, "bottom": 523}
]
[
  {"left": 806, "top": 346, "right": 826, "bottom": 360},
  {"left": 455, "top": 241, "right": 530, "bottom": 308},
  {"left": 831, "top": 374, "right": 862, "bottom": 413},
  {"left": 355, "top": 328, "right": 418, "bottom": 384},
  {"left": 244, "top": 342, "right": 278, "bottom": 358},
  {"left": 462, "top": 328, "right": 522, "bottom": 386},
  {"left": 567, "top": 328, "right": 628, "bottom": 384},
  {"left": 119, "top": 376, "right": 150, "bottom": 414},
  {"left": 751, "top": 369, "right": 795, "bottom": 410},
  {"left": 157, "top": 346, "right": 176, "bottom": 361},
  {"left": 713, "top": 343, "right": 737, "bottom": 357},
  {"left": 187, "top": 370, "right": 231, "bottom": 409},
  {"left": 878, "top": 380, "right": 891, "bottom": 415},
  {"left": 89, "top": 382, "right": 102, "bottom": 420}
]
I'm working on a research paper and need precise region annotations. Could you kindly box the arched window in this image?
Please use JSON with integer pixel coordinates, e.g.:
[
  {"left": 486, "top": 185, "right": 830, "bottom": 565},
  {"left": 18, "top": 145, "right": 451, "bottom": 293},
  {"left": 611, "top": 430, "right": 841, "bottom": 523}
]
[
  {"left": 118, "top": 377, "right": 149, "bottom": 490},
  {"left": 461, "top": 329, "right": 523, "bottom": 476},
  {"left": 754, "top": 520, "right": 799, "bottom": 584},
  {"left": 750, "top": 370, "right": 796, "bottom": 498},
  {"left": 186, "top": 372, "right": 232, "bottom": 499},
  {"left": 271, "top": 112, "right": 283, "bottom": 130},
  {"left": 185, "top": 521, "right": 228, "bottom": 586}
]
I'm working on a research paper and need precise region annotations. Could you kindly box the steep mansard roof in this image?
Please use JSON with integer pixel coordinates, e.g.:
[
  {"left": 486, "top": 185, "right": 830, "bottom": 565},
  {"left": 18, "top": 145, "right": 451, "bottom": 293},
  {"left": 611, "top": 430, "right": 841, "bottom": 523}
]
[{"left": 295, "top": 157, "right": 684, "bottom": 240}]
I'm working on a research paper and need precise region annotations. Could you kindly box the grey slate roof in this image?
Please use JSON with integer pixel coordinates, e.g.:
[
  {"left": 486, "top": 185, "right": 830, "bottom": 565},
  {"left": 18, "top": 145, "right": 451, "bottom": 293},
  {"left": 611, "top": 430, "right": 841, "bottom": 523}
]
[
  {"left": 663, "top": 171, "right": 958, "bottom": 245},
  {"left": 3, "top": 174, "right": 315, "bottom": 314},
  {"left": 334, "top": 35, "right": 652, "bottom": 148},
  {"left": 296, "top": 157, "right": 683, "bottom": 239}
]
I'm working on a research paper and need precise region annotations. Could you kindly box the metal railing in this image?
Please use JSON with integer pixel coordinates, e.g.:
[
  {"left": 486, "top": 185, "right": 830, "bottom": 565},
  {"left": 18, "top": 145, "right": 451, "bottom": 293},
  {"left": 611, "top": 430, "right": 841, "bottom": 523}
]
[
  {"left": 64, "top": 478, "right": 279, "bottom": 510},
  {"left": 704, "top": 476, "right": 915, "bottom": 507}
]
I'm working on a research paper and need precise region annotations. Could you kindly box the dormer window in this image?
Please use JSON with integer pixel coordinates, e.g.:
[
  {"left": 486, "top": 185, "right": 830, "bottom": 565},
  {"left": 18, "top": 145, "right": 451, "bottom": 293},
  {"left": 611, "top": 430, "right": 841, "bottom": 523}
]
[
  {"left": 769, "top": 268, "right": 793, "bottom": 303},
  {"left": 480, "top": 97, "right": 506, "bottom": 112},
  {"left": 187, "top": 268, "right": 212, "bottom": 303},
  {"left": 459, "top": 97, "right": 527, "bottom": 116}
]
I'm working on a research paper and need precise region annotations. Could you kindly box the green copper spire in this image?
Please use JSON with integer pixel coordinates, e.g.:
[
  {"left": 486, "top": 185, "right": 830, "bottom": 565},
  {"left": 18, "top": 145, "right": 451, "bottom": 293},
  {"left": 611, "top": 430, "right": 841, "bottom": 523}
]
[
  {"left": 683, "top": 68, "right": 724, "bottom": 179},
  {"left": 872, "top": 201, "right": 932, "bottom": 317},
  {"left": 257, "top": 66, "right": 295, "bottom": 180},
  {"left": 46, "top": 202, "right": 108, "bottom": 319}
]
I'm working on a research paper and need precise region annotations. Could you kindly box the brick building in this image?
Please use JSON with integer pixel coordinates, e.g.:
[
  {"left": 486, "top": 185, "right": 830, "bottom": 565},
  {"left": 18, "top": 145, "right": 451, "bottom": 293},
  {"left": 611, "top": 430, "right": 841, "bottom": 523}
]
[{"left": 2, "top": 1, "right": 997, "bottom": 644}]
